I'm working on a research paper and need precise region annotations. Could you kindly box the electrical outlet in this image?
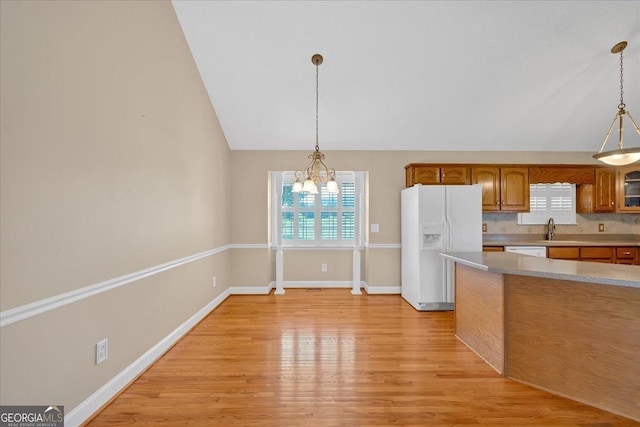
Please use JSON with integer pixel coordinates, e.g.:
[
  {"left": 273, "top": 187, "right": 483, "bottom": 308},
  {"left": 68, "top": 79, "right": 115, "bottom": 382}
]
[
  {"left": 212, "top": 276, "right": 217, "bottom": 288},
  {"left": 370, "top": 224, "right": 380, "bottom": 233},
  {"left": 482, "top": 223, "right": 487, "bottom": 232},
  {"left": 96, "top": 338, "right": 108, "bottom": 365},
  {"left": 598, "top": 223, "right": 605, "bottom": 232},
  {"left": 321, "top": 263, "right": 328, "bottom": 272}
]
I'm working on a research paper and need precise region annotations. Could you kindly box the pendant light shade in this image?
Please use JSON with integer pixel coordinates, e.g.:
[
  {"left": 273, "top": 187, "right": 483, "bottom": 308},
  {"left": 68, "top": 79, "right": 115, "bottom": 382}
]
[{"left": 593, "top": 41, "right": 640, "bottom": 166}]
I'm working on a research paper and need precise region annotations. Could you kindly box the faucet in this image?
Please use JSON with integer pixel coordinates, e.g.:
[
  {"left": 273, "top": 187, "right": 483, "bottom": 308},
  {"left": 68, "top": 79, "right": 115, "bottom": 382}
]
[{"left": 547, "top": 217, "right": 556, "bottom": 241}]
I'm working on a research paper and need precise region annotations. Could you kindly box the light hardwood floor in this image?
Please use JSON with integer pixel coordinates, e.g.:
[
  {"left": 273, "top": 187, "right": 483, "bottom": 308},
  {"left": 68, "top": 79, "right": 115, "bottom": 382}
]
[{"left": 86, "top": 289, "right": 637, "bottom": 426}]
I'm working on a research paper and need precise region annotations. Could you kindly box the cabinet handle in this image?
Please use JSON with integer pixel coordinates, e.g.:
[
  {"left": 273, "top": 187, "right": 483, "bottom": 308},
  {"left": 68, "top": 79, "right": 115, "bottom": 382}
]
[
  {"left": 611, "top": 201, "right": 614, "bottom": 206},
  {"left": 623, "top": 252, "right": 631, "bottom": 255}
]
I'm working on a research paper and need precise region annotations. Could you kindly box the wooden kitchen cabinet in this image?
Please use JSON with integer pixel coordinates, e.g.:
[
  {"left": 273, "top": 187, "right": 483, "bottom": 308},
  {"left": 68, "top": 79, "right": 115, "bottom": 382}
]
[
  {"left": 579, "top": 247, "right": 613, "bottom": 263},
  {"left": 501, "top": 167, "right": 529, "bottom": 212},
  {"left": 617, "top": 166, "right": 640, "bottom": 212},
  {"left": 594, "top": 168, "right": 616, "bottom": 212},
  {"left": 547, "top": 247, "right": 579, "bottom": 260},
  {"left": 405, "top": 165, "right": 469, "bottom": 186},
  {"left": 472, "top": 166, "right": 529, "bottom": 212},
  {"left": 472, "top": 167, "right": 501, "bottom": 211},
  {"left": 615, "top": 247, "right": 638, "bottom": 265},
  {"left": 548, "top": 246, "right": 637, "bottom": 264}
]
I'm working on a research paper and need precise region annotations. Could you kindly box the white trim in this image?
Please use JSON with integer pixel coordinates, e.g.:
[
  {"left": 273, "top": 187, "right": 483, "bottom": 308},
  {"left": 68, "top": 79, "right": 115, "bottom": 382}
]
[
  {"left": 230, "top": 284, "right": 275, "bottom": 295},
  {"left": 278, "top": 245, "right": 358, "bottom": 251},
  {"left": 230, "top": 243, "right": 271, "bottom": 249},
  {"left": 281, "top": 281, "right": 354, "bottom": 289},
  {"left": 364, "top": 243, "right": 402, "bottom": 249},
  {"left": 361, "top": 281, "right": 401, "bottom": 294},
  {"left": 0, "top": 246, "right": 231, "bottom": 328},
  {"left": 64, "top": 289, "right": 231, "bottom": 427},
  {"left": 352, "top": 249, "right": 362, "bottom": 295}
]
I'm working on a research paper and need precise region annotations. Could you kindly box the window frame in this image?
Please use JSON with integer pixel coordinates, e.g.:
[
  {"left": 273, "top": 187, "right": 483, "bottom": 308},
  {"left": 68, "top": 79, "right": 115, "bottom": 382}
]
[
  {"left": 271, "top": 171, "right": 364, "bottom": 249},
  {"left": 517, "top": 182, "right": 577, "bottom": 225}
]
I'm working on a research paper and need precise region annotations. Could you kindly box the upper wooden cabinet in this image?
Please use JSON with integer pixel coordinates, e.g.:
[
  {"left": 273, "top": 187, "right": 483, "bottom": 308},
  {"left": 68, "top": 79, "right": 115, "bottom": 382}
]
[
  {"left": 471, "top": 167, "right": 501, "bottom": 211},
  {"left": 617, "top": 166, "right": 640, "bottom": 212},
  {"left": 404, "top": 163, "right": 637, "bottom": 214},
  {"left": 471, "top": 166, "right": 529, "bottom": 212},
  {"left": 576, "top": 168, "right": 615, "bottom": 213},
  {"left": 405, "top": 165, "right": 470, "bottom": 186},
  {"left": 500, "top": 168, "right": 530, "bottom": 212},
  {"left": 594, "top": 168, "right": 616, "bottom": 212}
]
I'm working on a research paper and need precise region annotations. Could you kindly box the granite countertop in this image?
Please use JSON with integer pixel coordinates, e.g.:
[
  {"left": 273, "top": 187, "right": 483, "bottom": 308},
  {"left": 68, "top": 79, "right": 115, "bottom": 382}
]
[
  {"left": 483, "top": 234, "right": 640, "bottom": 247},
  {"left": 440, "top": 251, "right": 640, "bottom": 288}
]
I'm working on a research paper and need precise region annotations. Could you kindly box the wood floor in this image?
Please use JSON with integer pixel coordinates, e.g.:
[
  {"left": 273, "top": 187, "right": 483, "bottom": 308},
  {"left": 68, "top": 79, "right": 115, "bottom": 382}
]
[{"left": 86, "top": 289, "right": 637, "bottom": 426}]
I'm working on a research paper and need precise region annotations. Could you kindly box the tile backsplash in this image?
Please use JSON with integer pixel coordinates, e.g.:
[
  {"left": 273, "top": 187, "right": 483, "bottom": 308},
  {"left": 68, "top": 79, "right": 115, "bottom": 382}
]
[{"left": 483, "top": 213, "right": 640, "bottom": 235}]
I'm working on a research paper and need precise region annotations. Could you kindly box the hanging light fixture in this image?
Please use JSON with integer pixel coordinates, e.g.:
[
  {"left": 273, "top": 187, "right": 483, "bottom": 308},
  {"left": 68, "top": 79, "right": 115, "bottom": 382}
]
[
  {"left": 291, "top": 54, "right": 339, "bottom": 194},
  {"left": 593, "top": 41, "right": 640, "bottom": 166}
]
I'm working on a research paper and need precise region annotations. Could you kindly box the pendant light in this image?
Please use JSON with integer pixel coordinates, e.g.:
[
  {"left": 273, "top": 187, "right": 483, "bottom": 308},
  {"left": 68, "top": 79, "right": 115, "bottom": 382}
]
[
  {"left": 593, "top": 41, "right": 640, "bottom": 166},
  {"left": 291, "top": 54, "right": 339, "bottom": 194}
]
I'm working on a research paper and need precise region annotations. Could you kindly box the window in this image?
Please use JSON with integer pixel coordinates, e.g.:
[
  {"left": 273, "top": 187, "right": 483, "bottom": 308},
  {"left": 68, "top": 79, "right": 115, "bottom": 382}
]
[
  {"left": 273, "top": 172, "right": 362, "bottom": 247},
  {"left": 518, "top": 183, "right": 576, "bottom": 225}
]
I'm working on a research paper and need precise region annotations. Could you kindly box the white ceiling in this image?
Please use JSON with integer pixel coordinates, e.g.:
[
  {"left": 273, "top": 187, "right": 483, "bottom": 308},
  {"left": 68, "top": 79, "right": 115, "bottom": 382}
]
[{"left": 172, "top": 1, "right": 640, "bottom": 153}]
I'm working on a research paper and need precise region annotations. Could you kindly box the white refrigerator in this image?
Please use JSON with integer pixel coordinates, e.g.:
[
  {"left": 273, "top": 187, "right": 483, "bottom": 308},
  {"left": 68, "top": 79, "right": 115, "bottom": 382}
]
[{"left": 401, "top": 184, "right": 482, "bottom": 311}]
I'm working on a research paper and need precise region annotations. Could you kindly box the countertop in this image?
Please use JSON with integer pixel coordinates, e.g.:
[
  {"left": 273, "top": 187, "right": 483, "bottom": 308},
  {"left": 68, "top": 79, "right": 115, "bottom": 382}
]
[
  {"left": 482, "top": 234, "right": 640, "bottom": 247},
  {"left": 440, "top": 251, "right": 640, "bottom": 288}
]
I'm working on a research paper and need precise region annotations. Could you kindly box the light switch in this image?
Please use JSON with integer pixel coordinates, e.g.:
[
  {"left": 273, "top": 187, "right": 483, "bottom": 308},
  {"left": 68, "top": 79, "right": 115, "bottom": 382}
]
[{"left": 371, "top": 224, "right": 380, "bottom": 233}]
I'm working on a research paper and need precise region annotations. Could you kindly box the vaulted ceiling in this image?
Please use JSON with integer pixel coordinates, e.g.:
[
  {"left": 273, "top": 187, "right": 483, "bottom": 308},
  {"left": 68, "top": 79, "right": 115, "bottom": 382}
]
[{"left": 172, "top": 1, "right": 640, "bottom": 153}]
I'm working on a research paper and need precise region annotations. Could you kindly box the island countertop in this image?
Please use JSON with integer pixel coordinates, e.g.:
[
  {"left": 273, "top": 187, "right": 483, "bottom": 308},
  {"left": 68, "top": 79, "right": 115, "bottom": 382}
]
[{"left": 440, "top": 251, "right": 640, "bottom": 288}]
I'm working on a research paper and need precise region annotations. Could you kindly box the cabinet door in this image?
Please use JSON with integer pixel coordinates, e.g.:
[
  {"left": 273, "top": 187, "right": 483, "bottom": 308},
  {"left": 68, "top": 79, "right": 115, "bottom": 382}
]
[
  {"left": 500, "top": 167, "right": 529, "bottom": 212},
  {"left": 440, "top": 167, "right": 470, "bottom": 185},
  {"left": 548, "top": 247, "right": 579, "bottom": 260},
  {"left": 412, "top": 166, "right": 441, "bottom": 185},
  {"left": 580, "top": 247, "right": 613, "bottom": 263},
  {"left": 615, "top": 247, "right": 637, "bottom": 264},
  {"left": 472, "top": 167, "right": 501, "bottom": 211},
  {"left": 594, "top": 168, "right": 616, "bottom": 212},
  {"left": 617, "top": 167, "right": 640, "bottom": 212}
]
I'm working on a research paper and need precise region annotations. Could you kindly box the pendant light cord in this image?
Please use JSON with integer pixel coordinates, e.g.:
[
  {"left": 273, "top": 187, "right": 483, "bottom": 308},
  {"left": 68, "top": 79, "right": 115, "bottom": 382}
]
[{"left": 619, "top": 49, "right": 625, "bottom": 110}]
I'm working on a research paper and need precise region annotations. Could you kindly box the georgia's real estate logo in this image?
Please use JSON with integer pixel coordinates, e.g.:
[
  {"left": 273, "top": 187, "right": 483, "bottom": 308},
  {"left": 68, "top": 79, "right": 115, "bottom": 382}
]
[{"left": 0, "top": 405, "right": 64, "bottom": 427}]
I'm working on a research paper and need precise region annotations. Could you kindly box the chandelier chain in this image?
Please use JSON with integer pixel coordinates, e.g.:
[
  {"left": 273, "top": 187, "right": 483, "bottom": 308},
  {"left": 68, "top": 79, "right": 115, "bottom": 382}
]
[
  {"left": 619, "top": 49, "right": 625, "bottom": 109},
  {"left": 315, "top": 62, "right": 320, "bottom": 152}
]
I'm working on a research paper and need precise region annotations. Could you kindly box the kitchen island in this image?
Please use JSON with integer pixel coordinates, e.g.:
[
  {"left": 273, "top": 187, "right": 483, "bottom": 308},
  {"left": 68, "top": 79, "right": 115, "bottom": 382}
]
[{"left": 440, "top": 252, "right": 640, "bottom": 422}]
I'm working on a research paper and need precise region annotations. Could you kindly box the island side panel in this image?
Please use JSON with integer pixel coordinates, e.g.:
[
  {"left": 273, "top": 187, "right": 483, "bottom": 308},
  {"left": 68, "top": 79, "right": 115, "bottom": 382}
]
[
  {"left": 454, "top": 263, "right": 505, "bottom": 374},
  {"left": 505, "top": 275, "right": 640, "bottom": 422}
]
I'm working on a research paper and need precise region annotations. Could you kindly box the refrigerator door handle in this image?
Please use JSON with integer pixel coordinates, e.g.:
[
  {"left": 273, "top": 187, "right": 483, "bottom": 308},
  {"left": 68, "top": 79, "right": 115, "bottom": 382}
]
[{"left": 443, "top": 218, "right": 451, "bottom": 301}]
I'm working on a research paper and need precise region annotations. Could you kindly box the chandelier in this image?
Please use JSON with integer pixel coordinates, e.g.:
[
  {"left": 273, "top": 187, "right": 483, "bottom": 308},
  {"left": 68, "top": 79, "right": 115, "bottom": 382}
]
[
  {"left": 291, "top": 54, "right": 339, "bottom": 194},
  {"left": 593, "top": 41, "right": 640, "bottom": 166}
]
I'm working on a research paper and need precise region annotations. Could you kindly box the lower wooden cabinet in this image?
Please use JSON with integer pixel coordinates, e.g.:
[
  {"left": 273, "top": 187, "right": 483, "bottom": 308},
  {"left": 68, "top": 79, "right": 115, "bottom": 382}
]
[
  {"left": 615, "top": 247, "right": 638, "bottom": 264},
  {"left": 547, "top": 247, "right": 578, "bottom": 260},
  {"left": 482, "top": 246, "right": 504, "bottom": 252},
  {"left": 548, "top": 246, "right": 637, "bottom": 265},
  {"left": 579, "top": 247, "right": 613, "bottom": 263}
]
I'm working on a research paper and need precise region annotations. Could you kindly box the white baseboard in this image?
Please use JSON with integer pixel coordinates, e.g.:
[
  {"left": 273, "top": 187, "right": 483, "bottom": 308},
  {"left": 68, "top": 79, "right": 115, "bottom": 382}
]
[
  {"left": 229, "top": 283, "right": 274, "bottom": 295},
  {"left": 64, "top": 289, "right": 231, "bottom": 427},
  {"left": 281, "top": 280, "right": 354, "bottom": 288},
  {"left": 361, "top": 281, "right": 401, "bottom": 294}
]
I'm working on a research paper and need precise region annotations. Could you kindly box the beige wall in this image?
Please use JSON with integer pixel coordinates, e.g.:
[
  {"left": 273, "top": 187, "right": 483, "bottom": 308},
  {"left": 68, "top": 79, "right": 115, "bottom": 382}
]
[{"left": 1, "top": 0, "right": 231, "bottom": 411}]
